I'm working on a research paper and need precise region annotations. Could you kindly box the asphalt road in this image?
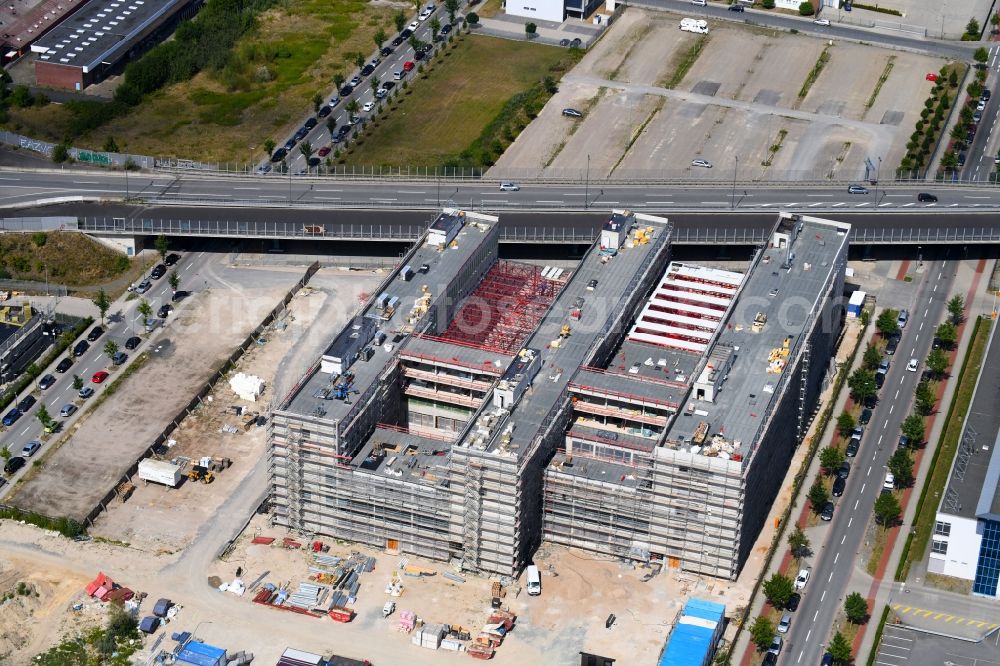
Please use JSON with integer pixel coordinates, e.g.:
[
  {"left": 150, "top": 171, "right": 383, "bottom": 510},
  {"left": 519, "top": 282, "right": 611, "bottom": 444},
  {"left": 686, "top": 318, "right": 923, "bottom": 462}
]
[
  {"left": 269, "top": 4, "right": 452, "bottom": 173},
  {"left": 782, "top": 258, "right": 957, "bottom": 664},
  {"left": 632, "top": 0, "right": 979, "bottom": 60},
  {"left": 6, "top": 169, "right": 1000, "bottom": 212},
  {"left": 0, "top": 250, "right": 212, "bottom": 499},
  {"left": 962, "top": 49, "right": 1000, "bottom": 183}
]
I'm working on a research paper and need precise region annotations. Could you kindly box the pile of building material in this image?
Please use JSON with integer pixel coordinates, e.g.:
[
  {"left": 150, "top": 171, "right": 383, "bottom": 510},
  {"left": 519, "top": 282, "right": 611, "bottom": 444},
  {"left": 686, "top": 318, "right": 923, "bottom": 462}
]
[
  {"left": 285, "top": 582, "right": 327, "bottom": 610},
  {"left": 412, "top": 623, "right": 447, "bottom": 650},
  {"left": 229, "top": 373, "right": 265, "bottom": 401}
]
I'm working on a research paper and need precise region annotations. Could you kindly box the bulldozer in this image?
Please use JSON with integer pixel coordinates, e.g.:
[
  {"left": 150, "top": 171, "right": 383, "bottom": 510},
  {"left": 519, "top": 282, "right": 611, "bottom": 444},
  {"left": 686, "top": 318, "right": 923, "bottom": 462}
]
[{"left": 187, "top": 465, "right": 215, "bottom": 484}]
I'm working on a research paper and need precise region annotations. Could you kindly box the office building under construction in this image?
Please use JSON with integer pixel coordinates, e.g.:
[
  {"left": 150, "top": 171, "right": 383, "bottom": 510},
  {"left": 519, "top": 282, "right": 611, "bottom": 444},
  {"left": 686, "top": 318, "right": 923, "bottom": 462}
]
[{"left": 268, "top": 209, "right": 849, "bottom": 580}]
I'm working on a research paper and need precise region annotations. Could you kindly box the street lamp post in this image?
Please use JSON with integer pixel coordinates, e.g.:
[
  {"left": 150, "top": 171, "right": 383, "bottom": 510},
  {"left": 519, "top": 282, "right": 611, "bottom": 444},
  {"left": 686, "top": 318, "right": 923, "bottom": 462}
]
[
  {"left": 123, "top": 147, "right": 130, "bottom": 201},
  {"left": 248, "top": 145, "right": 254, "bottom": 175},
  {"left": 584, "top": 154, "right": 590, "bottom": 210},
  {"left": 731, "top": 155, "right": 739, "bottom": 209}
]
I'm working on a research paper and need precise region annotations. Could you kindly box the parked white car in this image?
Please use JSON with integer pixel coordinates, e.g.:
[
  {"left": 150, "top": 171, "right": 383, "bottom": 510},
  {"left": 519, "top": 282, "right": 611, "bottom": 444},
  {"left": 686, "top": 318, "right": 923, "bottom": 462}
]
[{"left": 794, "top": 569, "right": 810, "bottom": 591}]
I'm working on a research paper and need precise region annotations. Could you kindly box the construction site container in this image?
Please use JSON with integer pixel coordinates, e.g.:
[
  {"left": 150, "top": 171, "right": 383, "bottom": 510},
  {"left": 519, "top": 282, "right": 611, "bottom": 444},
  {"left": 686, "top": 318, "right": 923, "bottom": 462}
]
[
  {"left": 138, "top": 459, "right": 182, "bottom": 487},
  {"left": 176, "top": 641, "right": 227, "bottom": 666},
  {"left": 847, "top": 290, "right": 866, "bottom": 318},
  {"left": 152, "top": 597, "right": 172, "bottom": 617},
  {"left": 400, "top": 265, "right": 415, "bottom": 281},
  {"left": 138, "top": 616, "right": 159, "bottom": 633},
  {"left": 278, "top": 647, "right": 324, "bottom": 666}
]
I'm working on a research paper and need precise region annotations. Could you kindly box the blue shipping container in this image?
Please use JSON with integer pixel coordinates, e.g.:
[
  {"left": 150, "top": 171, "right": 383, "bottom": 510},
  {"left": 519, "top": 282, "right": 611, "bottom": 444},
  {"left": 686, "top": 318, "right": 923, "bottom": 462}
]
[
  {"left": 176, "top": 641, "right": 227, "bottom": 666},
  {"left": 658, "top": 598, "right": 725, "bottom": 666}
]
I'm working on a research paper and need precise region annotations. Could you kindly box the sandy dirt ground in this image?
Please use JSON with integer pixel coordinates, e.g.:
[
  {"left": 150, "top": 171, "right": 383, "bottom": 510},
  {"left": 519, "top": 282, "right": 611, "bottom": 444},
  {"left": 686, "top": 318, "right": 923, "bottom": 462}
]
[
  {"left": 491, "top": 7, "right": 945, "bottom": 182},
  {"left": 9, "top": 272, "right": 302, "bottom": 522},
  {"left": 88, "top": 269, "right": 379, "bottom": 554}
]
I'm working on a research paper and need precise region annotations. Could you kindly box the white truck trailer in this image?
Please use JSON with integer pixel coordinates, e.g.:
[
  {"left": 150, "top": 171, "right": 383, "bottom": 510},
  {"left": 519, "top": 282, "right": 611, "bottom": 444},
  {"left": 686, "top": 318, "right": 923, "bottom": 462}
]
[{"left": 137, "top": 458, "right": 183, "bottom": 487}]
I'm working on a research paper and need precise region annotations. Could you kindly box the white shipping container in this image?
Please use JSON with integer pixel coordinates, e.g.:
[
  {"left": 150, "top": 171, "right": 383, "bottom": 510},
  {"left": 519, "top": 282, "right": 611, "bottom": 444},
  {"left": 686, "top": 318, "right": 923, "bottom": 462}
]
[{"left": 137, "top": 459, "right": 183, "bottom": 487}]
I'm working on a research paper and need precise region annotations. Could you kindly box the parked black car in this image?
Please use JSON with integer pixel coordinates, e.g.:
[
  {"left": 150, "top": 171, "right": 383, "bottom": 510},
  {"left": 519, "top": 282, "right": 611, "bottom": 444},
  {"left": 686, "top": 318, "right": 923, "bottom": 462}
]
[
  {"left": 87, "top": 326, "right": 104, "bottom": 341},
  {"left": 125, "top": 336, "right": 142, "bottom": 350},
  {"left": 55, "top": 357, "right": 73, "bottom": 373},
  {"left": 4, "top": 456, "right": 25, "bottom": 475},
  {"left": 150, "top": 264, "right": 167, "bottom": 280}
]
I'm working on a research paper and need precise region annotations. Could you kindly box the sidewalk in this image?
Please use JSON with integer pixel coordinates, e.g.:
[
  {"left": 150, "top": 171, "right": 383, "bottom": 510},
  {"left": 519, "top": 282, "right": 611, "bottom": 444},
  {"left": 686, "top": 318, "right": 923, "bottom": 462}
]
[
  {"left": 857, "top": 258, "right": 995, "bottom": 659},
  {"left": 475, "top": 13, "right": 604, "bottom": 47}
]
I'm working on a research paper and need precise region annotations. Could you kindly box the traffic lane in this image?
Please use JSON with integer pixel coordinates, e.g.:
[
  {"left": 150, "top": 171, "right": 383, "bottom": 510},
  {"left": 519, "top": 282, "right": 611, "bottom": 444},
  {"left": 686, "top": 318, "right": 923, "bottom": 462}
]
[
  {"left": 968, "top": 58, "right": 1000, "bottom": 182},
  {"left": 787, "top": 259, "right": 956, "bottom": 665}
]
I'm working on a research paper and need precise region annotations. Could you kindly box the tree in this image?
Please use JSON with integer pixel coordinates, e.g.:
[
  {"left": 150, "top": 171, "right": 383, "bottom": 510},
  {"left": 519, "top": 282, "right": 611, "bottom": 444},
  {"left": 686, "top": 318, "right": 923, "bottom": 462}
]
[
  {"left": 104, "top": 339, "right": 119, "bottom": 363},
  {"left": 409, "top": 34, "right": 422, "bottom": 50},
  {"left": 394, "top": 10, "right": 406, "bottom": 31},
  {"left": 968, "top": 80, "right": 984, "bottom": 100},
  {"left": 874, "top": 492, "right": 901, "bottom": 526},
  {"left": 36, "top": 403, "right": 51, "bottom": 427},
  {"left": 900, "top": 414, "right": 925, "bottom": 445},
  {"left": 827, "top": 630, "right": 853, "bottom": 664},
  {"left": 431, "top": 17, "right": 440, "bottom": 35},
  {"left": 798, "top": 0, "right": 814, "bottom": 14},
  {"left": 137, "top": 299, "right": 153, "bottom": 327},
  {"left": 103, "top": 136, "right": 120, "bottom": 153},
  {"left": 915, "top": 381, "right": 936, "bottom": 415},
  {"left": 370, "top": 75, "right": 381, "bottom": 95},
  {"left": 947, "top": 295, "right": 965, "bottom": 324},
  {"left": 888, "top": 448, "right": 914, "bottom": 488},
  {"left": 763, "top": 572, "right": 795, "bottom": 609},
  {"left": 525, "top": 22, "right": 537, "bottom": 35},
  {"left": 808, "top": 479, "right": 829, "bottom": 513},
  {"left": 326, "top": 116, "right": 337, "bottom": 135},
  {"left": 333, "top": 72, "right": 346, "bottom": 90},
  {"left": 52, "top": 143, "right": 70, "bottom": 164},
  {"left": 863, "top": 345, "right": 882, "bottom": 371},
  {"left": 876, "top": 309, "right": 899, "bottom": 337},
  {"left": 154, "top": 234, "right": 169, "bottom": 262},
  {"left": 820, "top": 446, "right": 845, "bottom": 476},
  {"left": 374, "top": 28, "right": 387, "bottom": 49},
  {"left": 445, "top": 0, "right": 458, "bottom": 23},
  {"left": 466, "top": 11, "right": 479, "bottom": 24},
  {"left": 92, "top": 288, "right": 111, "bottom": 324},
  {"left": 848, "top": 368, "right": 877, "bottom": 402},
  {"left": 312, "top": 92, "right": 323, "bottom": 113},
  {"left": 0, "top": 446, "right": 9, "bottom": 461},
  {"left": 299, "top": 141, "right": 315, "bottom": 171},
  {"left": 750, "top": 616, "right": 775, "bottom": 651},
  {"left": 713, "top": 651, "right": 733, "bottom": 666},
  {"left": 935, "top": 321, "right": 957, "bottom": 348},
  {"left": 975, "top": 46, "right": 990, "bottom": 63},
  {"left": 788, "top": 525, "right": 810, "bottom": 559},
  {"left": 263, "top": 138, "right": 275, "bottom": 158},
  {"left": 72, "top": 374, "right": 84, "bottom": 391},
  {"left": 353, "top": 52, "right": 365, "bottom": 69},
  {"left": 927, "top": 348, "right": 949, "bottom": 377},
  {"left": 346, "top": 99, "right": 360, "bottom": 116},
  {"left": 168, "top": 270, "right": 180, "bottom": 293},
  {"left": 836, "top": 411, "right": 856, "bottom": 438},
  {"left": 844, "top": 591, "right": 869, "bottom": 624},
  {"left": 967, "top": 17, "right": 981, "bottom": 36}
]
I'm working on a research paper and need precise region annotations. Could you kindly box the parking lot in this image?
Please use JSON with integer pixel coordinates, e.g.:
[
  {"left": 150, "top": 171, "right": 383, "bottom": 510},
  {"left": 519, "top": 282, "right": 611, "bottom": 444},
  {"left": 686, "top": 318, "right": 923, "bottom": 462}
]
[
  {"left": 874, "top": 624, "right": 1000, "bottom": 666},
  {"left": 491, "top": 7, "right": 945, "bottom": 182},
  {"left": 7, "top": 258, "right": 307, "bottom": 523}
]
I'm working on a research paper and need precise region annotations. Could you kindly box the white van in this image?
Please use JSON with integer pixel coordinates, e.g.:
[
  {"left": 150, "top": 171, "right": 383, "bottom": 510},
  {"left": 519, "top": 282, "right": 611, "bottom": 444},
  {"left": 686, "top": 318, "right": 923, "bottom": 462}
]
[
  {"left": 526, "top": 565, "right": 541, "bottom": 596},
  {"left": 691, "top": 0, "right": 707, "bottom": 5}
]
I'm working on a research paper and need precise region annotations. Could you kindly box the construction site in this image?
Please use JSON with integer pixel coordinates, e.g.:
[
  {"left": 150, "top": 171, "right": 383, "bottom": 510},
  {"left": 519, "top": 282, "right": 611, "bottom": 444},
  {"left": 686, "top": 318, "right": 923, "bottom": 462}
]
[{"left": 269, "top": 208, "right": 851, "bottom": 582}]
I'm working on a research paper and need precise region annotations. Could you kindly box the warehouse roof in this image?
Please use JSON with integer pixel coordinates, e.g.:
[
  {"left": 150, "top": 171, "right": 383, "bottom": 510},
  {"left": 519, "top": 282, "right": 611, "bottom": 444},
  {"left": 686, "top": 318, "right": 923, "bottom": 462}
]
[{"left": 30, "top": 0, "right": 188, "bottom": 71}]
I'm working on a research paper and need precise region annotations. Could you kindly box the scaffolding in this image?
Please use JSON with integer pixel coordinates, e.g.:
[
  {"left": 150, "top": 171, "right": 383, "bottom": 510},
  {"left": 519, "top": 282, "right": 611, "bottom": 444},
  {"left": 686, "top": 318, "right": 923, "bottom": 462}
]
[{"left": 430, "top": 261, "right": 562, "bottom": 355}]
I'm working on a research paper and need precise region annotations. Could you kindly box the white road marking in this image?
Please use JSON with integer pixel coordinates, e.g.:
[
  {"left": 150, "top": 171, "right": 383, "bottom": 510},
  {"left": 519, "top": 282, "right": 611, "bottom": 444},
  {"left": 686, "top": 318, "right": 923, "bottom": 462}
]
[
  {"left": 19, "top": 426, "right": 29, "bottom": 436},
  {"left": 855, "top": 499, "right": 860, "bottom": 510},
  {"left": 895, "top": 389, "right": 900, "bottom": 399},
  {"left": 831, "top": 202, "right": 846, "bottom": 207},
  {"left": 701, "top": 201, "right": 728, "bottom": 205},
  {"left": 841, "top": 535, "right": 846, "bottom": 545},
  {"left": 902, "top": 202, "right": 915, "bottom": 207},
  {"left": 884, "top": 419, "right": 889, "bottom": 428},
  {"left": 878, "top": 435, "right": 883, "bottom": 445},
  {"left": 233, "top": 187, "right": 260, "bottom": 191},
  {"left": 848, "top": 516, "right": 853, "bottom": 527},
  {"left": 537, "top": 200, "right": 564, "bottom": 204},
  {"left": 833, "top": 552, "right": 839, "bottom": 564},
  {"left": 828, "top": 571, "right": 834, "bottom": 582},
  {"left": 919, "top": 322, "right": 924, "bottom": 331},
  {"left": 814, "top": 610, "right": 819, "bottom": 621},
  {"left": 807, "top": 194, "right": 833, "bottom": 197},
  {"left": 889, "top": 404, "right": 894, "bottom": 414},
  {"left": 822, "top": 588, "right": 828, "bottom": 600},
  {"left": 646, "top": 201, "right": 673, "bottom": 205}
]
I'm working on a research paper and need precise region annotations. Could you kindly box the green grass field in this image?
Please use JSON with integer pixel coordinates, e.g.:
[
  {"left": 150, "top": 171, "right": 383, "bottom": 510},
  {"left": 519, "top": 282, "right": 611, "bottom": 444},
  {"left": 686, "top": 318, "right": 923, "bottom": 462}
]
[
  {"left": 5, "top": 0, "right": 395, "bottom": 163},
  {"left": 343, "top": 35, "right": 573, "bottom": 167}
]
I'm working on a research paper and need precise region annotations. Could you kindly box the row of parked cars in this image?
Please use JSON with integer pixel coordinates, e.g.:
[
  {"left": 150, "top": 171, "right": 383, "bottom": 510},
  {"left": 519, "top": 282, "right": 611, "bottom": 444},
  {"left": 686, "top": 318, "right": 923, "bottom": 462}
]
[{"left": 270, "top": 3, "right": 448, "bottom": 165}]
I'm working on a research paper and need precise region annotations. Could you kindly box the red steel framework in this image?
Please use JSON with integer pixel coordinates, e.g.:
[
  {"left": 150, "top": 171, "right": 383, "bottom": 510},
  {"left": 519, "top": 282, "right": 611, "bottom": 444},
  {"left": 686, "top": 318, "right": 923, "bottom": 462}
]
[{"left": 431, "top": 261, "right": 562, "bottom": 355}]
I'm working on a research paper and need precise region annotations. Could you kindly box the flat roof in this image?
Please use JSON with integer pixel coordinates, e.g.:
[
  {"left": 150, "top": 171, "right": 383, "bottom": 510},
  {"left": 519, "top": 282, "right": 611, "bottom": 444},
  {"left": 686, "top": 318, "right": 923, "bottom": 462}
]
[
  {"left": 351, "top": 426, "right": 452, "bottom": 486},
  {"left": 665, "top": 216, "right": 849, "bottom": 460},
  {"left": 283, "top": 212, "right": 497, "bottom": 421},
  {"left": 475, "top": 215, "right": 670, "bottom": 459},
  {"left": 609, "top": 339, "right": 701, "bottom": 385},
  {"left": 2, "top": 0, "right": 85, "bottom": 51},
  {"left": 549, "top": 451, "right": 643, "bottom": 488},
  {"left": 30, "top": 0, "right": 188, "bottom": 71},
  {"left": 572, "top": 366, "right": 686, "bottom": 410},
  {"left": 401, "top": 335, "right": 511, "bottom": 374},
  {"left": 941, "top": 321, "right": 1000, "bottom": 520}
]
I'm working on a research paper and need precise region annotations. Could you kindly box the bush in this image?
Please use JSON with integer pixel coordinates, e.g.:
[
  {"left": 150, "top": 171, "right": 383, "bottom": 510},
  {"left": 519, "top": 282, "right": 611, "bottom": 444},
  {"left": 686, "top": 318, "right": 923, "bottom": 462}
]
[
  {"left": 51, "top": 143, "right": 70, "bottom": 163},
  {"left": 466, "top": 11, "right": 479, "bottom": 24},
  {"left": 525, "top": 21, "right": 537, "bottom": 34},
  {"left": 798, "top": 1, "right": 814, "bottom": 15}
]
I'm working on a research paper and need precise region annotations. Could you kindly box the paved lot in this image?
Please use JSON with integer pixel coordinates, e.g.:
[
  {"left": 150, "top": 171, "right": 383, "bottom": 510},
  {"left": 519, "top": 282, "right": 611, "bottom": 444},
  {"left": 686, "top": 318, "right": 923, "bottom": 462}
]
[
  {"left": 9, "top": 259, "right": 303, "bottom": 521},
  {"left": 874, "top": 624, "right": 1000, "bottom": 666},
  {"left": 491, "top": 7, "right": 945, "bottom": 182}
]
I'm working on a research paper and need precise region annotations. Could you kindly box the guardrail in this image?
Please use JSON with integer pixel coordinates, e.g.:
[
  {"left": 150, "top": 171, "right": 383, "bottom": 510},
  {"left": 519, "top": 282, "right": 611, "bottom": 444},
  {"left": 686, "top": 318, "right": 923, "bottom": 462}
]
[{"left": 67, "top": 216, "right": 1000, "bottom": 244}]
